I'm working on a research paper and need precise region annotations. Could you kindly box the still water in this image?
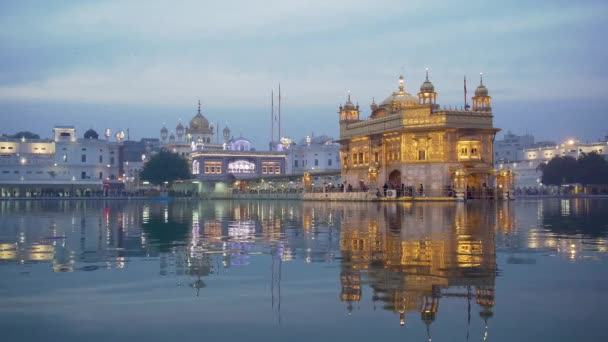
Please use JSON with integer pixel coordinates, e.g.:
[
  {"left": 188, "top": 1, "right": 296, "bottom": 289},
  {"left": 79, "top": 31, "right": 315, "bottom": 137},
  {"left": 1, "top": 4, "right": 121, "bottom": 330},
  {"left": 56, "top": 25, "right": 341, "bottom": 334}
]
[{"left": 1, "top": 199, "right": 607, "bottom": 341}]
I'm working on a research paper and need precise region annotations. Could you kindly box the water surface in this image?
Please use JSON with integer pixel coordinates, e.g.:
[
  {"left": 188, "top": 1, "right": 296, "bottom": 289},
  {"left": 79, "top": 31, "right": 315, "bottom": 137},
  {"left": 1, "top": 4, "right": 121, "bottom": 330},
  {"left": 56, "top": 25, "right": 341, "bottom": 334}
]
[{"left": 1, "top": 199, "right": 607, "bottom": 341}]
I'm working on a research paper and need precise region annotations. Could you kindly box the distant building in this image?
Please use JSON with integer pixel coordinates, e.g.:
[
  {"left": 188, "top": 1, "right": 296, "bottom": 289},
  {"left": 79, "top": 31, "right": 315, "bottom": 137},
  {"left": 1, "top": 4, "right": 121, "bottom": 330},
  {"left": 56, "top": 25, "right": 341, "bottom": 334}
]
[
  {"left": 286, "top": 135, "right": 340, "bottom": 174},
  {"left": 493, "top": 131, "right": 535, "bottom": 164},
  {"left": 160, "top": 101, "right": 287, "bottom": 182},
  {"left": 0, "top": 126, "right": 122, "bottom": 197},
  {"left": 497, "top": 137, "right": 608, "bottom": 188}
]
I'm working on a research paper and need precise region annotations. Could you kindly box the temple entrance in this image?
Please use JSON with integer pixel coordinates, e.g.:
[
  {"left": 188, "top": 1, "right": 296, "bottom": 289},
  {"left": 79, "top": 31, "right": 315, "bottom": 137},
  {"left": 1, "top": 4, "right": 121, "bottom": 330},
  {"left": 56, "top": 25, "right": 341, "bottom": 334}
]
[
  {"left": 465, "top": 172, "right": 494, "bottom": 199},
  {"left": 388, "top": 170, "right": 402, "bottom": 188}
]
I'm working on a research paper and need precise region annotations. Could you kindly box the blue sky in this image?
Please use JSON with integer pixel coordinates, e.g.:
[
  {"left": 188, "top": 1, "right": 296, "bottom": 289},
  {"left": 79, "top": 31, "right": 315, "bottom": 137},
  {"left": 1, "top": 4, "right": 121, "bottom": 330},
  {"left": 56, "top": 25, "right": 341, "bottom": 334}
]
[{"left": 1, "top": 0, "right": 607, "bottom": 147}]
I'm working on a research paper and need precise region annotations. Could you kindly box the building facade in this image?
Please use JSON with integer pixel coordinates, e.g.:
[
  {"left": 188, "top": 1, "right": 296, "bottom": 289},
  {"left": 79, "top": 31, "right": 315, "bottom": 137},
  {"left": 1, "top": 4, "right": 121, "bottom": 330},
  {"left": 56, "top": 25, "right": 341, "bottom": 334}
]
[
  {"left": 286, "top": 135, "right": 340, "bottom": 174},
  {"left": 498, "top": 138, "right": 608, "bottom": 189},
  {"left": 493, "top": 131, "right": 535, "bottom": 164},
  {"left": 338, "top": 72, "right": 512, "bottom": 197},
  {"left": 161, "top": 102, "right": 288, "bottom": 182},
  {"left": 0, "top": 126, "right": 122, "bottom": 197}
]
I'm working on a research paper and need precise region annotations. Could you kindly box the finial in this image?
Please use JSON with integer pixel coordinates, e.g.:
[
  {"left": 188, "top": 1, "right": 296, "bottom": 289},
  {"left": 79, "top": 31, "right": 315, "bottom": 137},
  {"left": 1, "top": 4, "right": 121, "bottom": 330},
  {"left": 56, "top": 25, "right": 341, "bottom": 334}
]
[
  {"left": 197, "top": 100, "right": 201, "bottom": 114},
  {"left": 347, "top": 90, "right": 351, "bottom": 102},
  {"left": 372, "top": 97, "right": 376, "bottom": 104},
  {"left": 425, "top": 67, "right": 429, "bottom": 81},
  {"left": 399, "top": 74, "right": 404, "bottom": 92},
  {"left": 480, "top": 72, "right": 483, "bottom": 85}
]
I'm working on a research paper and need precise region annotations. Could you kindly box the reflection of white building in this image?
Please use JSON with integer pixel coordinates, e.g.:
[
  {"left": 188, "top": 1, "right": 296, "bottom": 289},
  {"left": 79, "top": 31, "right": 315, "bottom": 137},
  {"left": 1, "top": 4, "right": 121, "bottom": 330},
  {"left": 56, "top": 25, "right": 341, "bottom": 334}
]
[
  {"left": 286, "top": 135, "right": 340, "bottom": 174},
  {"left": 1, "top": 126, "right": 122, "bottom": 197},
  {"left": 497, "top": 138, "right": 608, "bottom": 189}
]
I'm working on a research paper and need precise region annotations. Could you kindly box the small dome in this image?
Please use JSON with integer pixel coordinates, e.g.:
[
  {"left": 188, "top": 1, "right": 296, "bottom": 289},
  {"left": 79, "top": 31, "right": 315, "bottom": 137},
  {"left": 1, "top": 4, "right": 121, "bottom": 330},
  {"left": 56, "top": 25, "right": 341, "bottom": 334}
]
[
  {"left": 419, "top": 69, "right": 435, "bottom": 93},
  {"left": 420, "top": 80, "right": 434, "bottom": 93},
  {"left": 370, "top": 98, "right": 378, "bottom": 111},
  {"left": 169, "top": 133, "right": 175, "bottom": 141},
  {"left": 161, "top": 126, "right": 168, "bottom": 133},
  {"left": 223, "top": 126, "right": 230, "bottom": 133},
  {"left": 475, "top": 84, "right": 489, "bottom": 97},
  {"left": 475, "top": 74, "right": 489, "bottom": 97},
  {"left": 176, "top": 122, "right": 184, "bottom": 130},
  {"left": 84, "top": 129, "right": 99, "bottom": 140},
  {"left": 342, "top": 93, "right": 357, "bottom": 110}
]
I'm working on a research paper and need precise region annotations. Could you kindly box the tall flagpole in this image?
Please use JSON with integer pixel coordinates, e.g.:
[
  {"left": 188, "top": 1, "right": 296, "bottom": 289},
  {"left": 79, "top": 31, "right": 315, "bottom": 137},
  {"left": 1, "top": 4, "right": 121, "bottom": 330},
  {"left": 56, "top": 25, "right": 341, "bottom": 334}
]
[
  {"left": 271, "top": 90, "right": 274, "bottom": 147},
  {"left": 464, "top": 76, "right": 468, "bottom": 110},
  {"left": 278, "top": 83, "right": 282, "bottom": 141}
]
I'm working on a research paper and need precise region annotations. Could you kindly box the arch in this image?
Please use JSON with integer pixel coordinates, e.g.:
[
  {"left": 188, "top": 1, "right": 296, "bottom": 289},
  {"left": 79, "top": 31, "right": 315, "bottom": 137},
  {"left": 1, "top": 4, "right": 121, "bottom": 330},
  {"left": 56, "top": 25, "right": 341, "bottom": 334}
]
[{"left": 388, "top": 169, "right": 402, "bottom": 187}]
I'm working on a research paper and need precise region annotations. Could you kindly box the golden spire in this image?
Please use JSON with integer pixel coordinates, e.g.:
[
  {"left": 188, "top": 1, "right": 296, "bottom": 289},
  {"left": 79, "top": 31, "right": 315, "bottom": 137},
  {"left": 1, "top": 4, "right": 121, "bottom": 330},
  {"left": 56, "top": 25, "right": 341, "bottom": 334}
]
[
  {"left": 480, "top": 72, "right": 483, "bottom": 85},
  {"left": 399, "top": 74, "right": 405, "bottom": 92},
  {"left": 197, "top": 100, "right": 202, "bottom": 115},
  {"left": 426, "top": 67, "right": 429, "bottom": 81}
]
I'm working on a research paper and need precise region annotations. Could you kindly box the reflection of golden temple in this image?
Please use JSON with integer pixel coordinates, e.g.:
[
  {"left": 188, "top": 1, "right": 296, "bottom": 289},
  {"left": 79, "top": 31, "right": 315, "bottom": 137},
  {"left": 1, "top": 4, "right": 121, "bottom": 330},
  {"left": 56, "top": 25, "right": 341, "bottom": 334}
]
[{"left": 339, "top": 202, "right": 497, "bottom": 328}]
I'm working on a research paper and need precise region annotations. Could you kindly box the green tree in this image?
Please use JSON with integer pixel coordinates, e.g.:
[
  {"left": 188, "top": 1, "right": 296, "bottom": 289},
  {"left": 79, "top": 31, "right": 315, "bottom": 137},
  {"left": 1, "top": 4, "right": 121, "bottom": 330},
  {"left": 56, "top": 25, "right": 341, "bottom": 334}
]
[
  {"left": 540, "top": 156, "right": 578, "bottom": 186},
  {"left": 140, "top": 151, "right": 192, "bottom": 185},
  {"left": 577, "top": 152, "right": 608, "bottom": 185}
]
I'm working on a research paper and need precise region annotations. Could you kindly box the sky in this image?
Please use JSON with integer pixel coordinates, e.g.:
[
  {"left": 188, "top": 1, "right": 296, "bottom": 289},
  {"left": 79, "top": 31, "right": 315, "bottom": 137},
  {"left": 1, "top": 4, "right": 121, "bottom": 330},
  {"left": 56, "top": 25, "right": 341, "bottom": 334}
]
[{"left": 1, "top": 0, "right": 607, "bottom": 147}]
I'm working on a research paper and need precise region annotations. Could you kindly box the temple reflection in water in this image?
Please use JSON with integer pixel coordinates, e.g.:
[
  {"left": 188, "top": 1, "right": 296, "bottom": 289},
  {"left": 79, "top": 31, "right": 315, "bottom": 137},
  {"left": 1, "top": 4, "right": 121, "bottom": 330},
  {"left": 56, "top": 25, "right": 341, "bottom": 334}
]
[
  {"left": 338, "top": 202, "right": 497, "bottom": 336},
  {"left": 1, "top": 198, "right": 607, "bottom": 331}
]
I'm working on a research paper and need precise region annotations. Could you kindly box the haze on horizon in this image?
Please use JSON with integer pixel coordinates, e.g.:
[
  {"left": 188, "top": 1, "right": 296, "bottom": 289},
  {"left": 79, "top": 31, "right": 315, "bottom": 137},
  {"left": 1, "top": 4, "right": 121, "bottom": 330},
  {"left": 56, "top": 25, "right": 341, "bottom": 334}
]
[{"left": 1, "top": 0, "right": 607, "bottom": 148}]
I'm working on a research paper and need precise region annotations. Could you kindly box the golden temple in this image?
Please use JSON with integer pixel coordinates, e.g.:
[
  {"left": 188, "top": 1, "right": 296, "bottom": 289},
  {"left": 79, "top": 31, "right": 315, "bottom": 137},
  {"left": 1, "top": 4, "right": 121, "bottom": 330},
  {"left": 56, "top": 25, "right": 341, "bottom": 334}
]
[{"left": 337, "top": 72, "right": 514, "bottom": 199}]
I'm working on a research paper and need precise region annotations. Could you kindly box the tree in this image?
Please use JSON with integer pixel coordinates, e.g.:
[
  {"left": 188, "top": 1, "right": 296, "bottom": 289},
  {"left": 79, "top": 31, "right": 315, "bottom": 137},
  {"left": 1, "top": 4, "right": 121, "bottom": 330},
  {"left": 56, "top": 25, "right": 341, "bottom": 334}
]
[
  {"left": 11, "top": 131, "right": 40, "bottom": 139},
  {"left": 540, "top": 156, "right": 578, "bottom": 186},
  {"left": 140, "top": 151, "right": 192, "bottom": 185},
  {"left": 577, "top": 152, "right": 608, "bottom": 185}
]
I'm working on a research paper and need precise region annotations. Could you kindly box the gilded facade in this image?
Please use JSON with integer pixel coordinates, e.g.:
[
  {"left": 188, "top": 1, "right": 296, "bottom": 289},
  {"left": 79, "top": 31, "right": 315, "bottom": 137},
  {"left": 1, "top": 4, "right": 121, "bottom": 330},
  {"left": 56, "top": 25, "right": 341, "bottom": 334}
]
[{"left": 338, "top": 72, "right": 514, "bottom": 197}]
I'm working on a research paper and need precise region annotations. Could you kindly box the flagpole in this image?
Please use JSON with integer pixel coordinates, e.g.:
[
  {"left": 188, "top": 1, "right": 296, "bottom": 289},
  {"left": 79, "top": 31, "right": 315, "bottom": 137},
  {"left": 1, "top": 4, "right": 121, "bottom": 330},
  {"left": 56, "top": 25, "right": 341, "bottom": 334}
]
[
  {"left": 271, "top": 90, "right": 274, "bottom": 147},
  {"left": 464, "top": 76, "right": 468, "bottom": 110},
  {"left": 278, "top": 83, "right": 282, "bottom": 141}
]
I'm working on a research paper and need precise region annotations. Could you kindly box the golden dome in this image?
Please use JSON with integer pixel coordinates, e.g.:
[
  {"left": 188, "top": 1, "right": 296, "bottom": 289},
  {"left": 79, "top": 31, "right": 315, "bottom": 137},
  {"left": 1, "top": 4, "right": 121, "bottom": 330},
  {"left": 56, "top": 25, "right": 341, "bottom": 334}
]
[
  {"left": 189, "top": 101, "right": 213, "bottom": 135},
  {"left": 381, "top": 75, "right": 419, "bottom": 108}
]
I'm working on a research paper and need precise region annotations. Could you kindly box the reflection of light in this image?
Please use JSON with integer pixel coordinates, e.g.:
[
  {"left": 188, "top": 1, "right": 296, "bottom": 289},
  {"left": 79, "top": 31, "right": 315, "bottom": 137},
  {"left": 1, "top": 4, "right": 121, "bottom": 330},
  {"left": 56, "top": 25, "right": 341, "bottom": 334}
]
[{"left": 228, "top": 221, "right": 256, "bottom": 241}]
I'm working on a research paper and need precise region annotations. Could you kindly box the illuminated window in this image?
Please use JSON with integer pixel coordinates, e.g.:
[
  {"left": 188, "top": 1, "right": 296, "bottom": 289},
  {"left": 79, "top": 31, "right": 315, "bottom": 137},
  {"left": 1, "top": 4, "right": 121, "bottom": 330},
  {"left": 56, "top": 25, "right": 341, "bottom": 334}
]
[
  {"left": 227, "top": 160, "right": 255, "bottom": 174},
  {"left": 261, "top": 161, "right": 280, "bottom": 175},
  {"left": 204, "top": 161, "right": 222, "bottom": 174}
]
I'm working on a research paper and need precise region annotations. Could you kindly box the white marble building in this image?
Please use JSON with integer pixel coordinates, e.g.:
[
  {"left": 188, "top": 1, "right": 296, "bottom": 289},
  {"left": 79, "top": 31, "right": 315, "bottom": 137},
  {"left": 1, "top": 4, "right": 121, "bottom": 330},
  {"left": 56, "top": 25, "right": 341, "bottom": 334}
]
[
  {"left": 286, "top": 135, "right": 340, "bottom": 174},
  {"left": 497, "top": 138, "right": 608, "bottom": 189},
  {"left": 0, "top": 126, "right": 122, "bottom": 197}
]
